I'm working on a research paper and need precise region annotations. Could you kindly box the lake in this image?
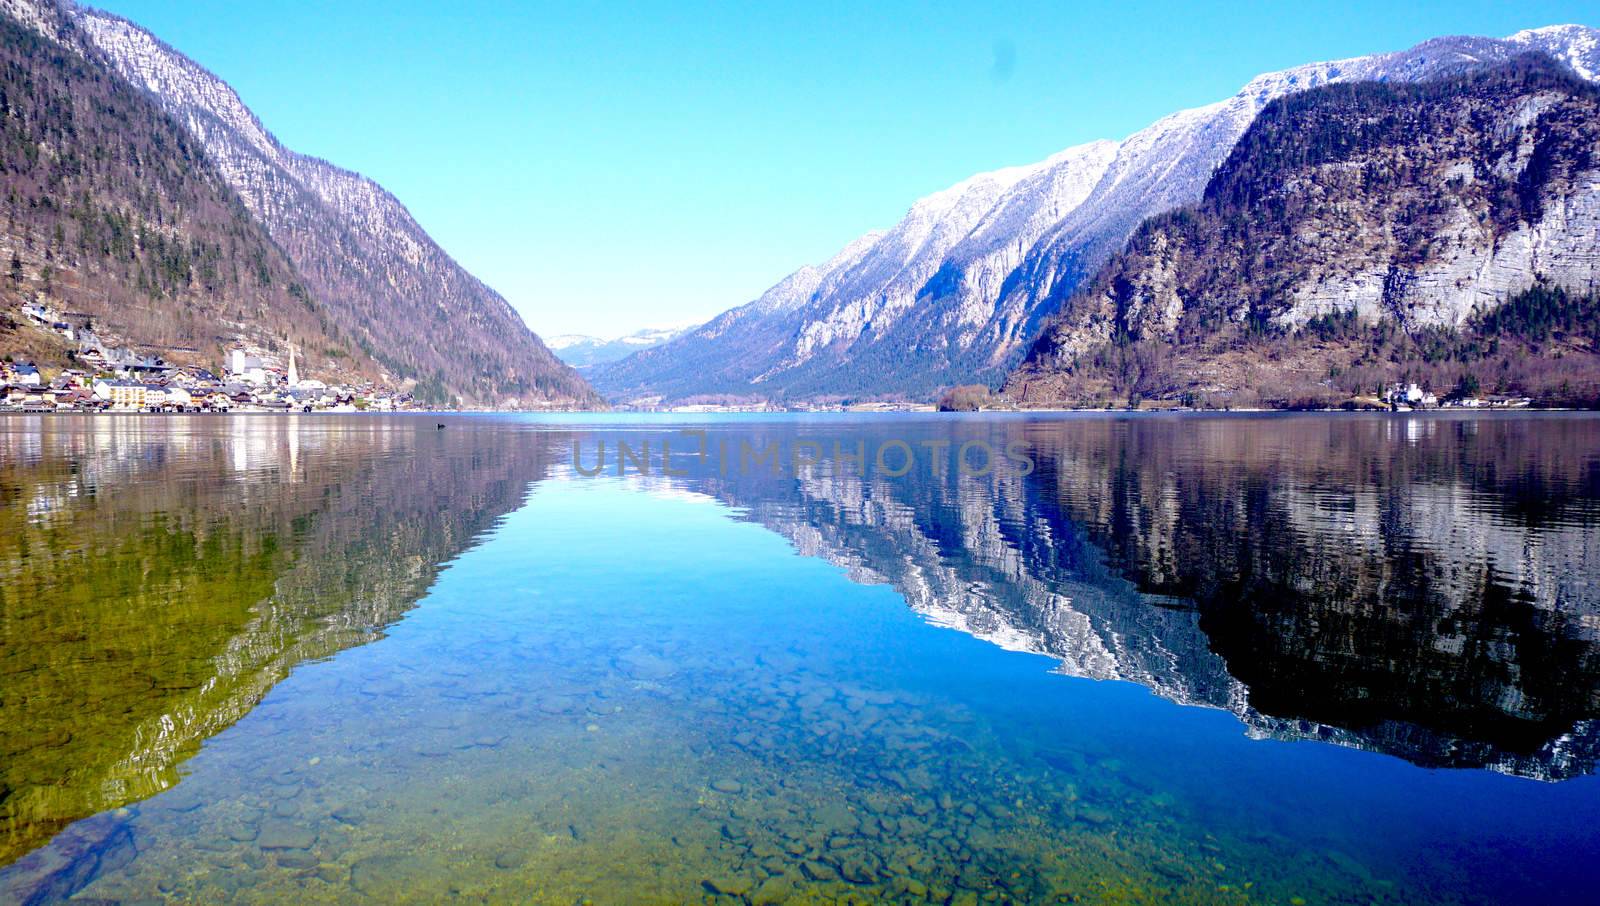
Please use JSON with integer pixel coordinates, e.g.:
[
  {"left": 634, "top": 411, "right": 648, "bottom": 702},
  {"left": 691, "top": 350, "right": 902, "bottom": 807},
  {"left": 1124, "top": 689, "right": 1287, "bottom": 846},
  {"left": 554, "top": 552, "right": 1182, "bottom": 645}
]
[{"left": 2, "top": 412, "right": 1599, "bottom": 904}]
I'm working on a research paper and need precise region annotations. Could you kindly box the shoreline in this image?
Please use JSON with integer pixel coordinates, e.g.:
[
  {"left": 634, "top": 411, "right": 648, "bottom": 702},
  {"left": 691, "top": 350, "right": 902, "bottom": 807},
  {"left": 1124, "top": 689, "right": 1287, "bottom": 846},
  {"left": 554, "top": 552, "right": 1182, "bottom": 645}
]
[{"left": 1, "top": 406, "right": 1588, "bottom": 418}]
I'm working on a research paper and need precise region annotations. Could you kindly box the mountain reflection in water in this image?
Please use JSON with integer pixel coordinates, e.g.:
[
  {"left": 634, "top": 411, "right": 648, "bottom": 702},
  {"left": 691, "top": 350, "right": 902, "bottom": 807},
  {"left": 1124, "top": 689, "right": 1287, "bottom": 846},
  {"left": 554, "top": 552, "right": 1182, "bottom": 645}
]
[
  {"left": 685, "top": 414, "right": 1600, "bottom": 780},
  {"left": 2, "top": 412, "right": 1599, "bottom": 903},
  {"left": 0, "top": 416, "right": 558, "bottom": 865}
]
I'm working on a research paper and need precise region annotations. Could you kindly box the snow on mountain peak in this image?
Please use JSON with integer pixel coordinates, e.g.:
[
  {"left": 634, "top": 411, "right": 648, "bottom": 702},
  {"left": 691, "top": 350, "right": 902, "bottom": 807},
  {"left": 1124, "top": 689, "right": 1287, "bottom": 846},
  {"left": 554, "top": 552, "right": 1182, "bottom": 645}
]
[
  {"left": 1507, "top": 23, "right": 1600, "bottom": 80},
  {"left": 594, "top": 23, "right": 1600, "bottom": 403}
]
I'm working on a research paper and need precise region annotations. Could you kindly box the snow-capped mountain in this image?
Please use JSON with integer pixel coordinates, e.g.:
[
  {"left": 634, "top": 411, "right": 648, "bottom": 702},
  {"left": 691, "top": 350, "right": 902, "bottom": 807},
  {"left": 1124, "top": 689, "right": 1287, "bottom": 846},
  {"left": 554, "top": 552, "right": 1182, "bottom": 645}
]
[
  {"left": 594, "top": 25, "right": 1600, "bottom": 404},
  {"left": 779, "top": 142, "right": 1118, "bottom": 375},
  {"left": 1008, "top": 53, "right": 1600, "bottom": 408},
  {"left": 18, "top": 0, "right": 595, "bottom": 407},
  {"left": 999, "top": 27, "right": 1600, "bottom": 340},
  {"left": 547, "top": 325, "right": 695, "bottom": 368},
  {"left": 595, "top": 141, "right": 1116, "bottom": 402}
]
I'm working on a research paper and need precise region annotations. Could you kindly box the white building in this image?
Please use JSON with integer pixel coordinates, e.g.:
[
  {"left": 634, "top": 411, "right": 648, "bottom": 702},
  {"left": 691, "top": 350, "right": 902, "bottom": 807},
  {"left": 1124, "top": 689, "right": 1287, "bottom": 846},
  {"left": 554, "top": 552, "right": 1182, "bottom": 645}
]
[
  {"left": 93, "top": 378, "right": 148, "bottom": 410},
  {"left": 11, "top": 362, "right": 42, "bottom": 387},
  {"left": 226, "top": 348, "right": 273, "bottom": 385},
  {"left": 158, "top": 386, "right": 194, "bottom": 409},
  {"left": 226, "top": 348, "right": 255, "bottom": 375}
]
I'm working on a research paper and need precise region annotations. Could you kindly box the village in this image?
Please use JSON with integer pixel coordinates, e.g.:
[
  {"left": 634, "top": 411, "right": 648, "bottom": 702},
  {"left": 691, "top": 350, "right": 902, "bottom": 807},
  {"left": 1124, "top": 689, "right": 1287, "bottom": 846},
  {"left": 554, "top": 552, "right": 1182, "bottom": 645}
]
[{"left": 0, "top": 302, "right": 418, "bottom": 413}]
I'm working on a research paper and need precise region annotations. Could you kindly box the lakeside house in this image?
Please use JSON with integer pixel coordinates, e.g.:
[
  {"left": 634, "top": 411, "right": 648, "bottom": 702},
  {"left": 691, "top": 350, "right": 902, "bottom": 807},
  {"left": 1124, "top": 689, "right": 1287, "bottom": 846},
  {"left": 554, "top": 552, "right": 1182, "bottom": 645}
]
[
  {"left": 92, "top": 379, "right": 148, "bottom": 410},
  {"left": 9, "top": 361, "right": 41, "bottom": 387},
  {"left": 1383, "top": 382, "right": 1439, "bottom": 410}
]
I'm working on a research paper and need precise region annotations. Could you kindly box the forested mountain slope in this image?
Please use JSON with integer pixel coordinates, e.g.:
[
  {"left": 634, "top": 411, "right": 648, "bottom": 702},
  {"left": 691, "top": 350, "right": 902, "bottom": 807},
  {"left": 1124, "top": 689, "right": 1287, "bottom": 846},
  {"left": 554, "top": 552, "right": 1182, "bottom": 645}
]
[
  {"left": 1, "top": 0, "right": 597, "bottom": 407},
  {"left": 0, "top": 11, "right": 372, "bottom": 380}
]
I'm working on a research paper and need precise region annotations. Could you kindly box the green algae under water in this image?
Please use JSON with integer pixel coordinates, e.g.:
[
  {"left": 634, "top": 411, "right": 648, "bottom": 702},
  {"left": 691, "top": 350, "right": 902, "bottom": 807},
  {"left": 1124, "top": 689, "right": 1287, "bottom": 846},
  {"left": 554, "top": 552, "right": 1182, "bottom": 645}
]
[{"left": 4, "top": 413, "right": 1600, "bottom": 905}]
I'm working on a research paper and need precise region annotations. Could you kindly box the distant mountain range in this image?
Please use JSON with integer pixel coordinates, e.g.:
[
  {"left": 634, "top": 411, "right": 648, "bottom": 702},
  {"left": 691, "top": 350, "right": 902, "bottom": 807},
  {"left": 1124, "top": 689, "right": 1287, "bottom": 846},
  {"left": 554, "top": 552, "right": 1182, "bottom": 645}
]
[
  {"left": 547, "top": 325, "right": 693, "bottom": 369},
  {"left": 593, "top": 25, "right": 1600, "bottom": 406},
  {"left": 0, "top": 0, "right": 597, "bottom": 408},
  {"left": 5, "top": 3, "right": 1595, "bottom": 410}
]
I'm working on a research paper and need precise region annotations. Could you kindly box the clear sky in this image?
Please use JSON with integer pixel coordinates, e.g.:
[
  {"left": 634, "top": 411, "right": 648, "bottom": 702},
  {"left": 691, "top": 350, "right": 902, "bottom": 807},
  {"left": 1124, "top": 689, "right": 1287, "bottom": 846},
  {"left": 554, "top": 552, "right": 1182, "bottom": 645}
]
[{"left": 92, "top": 1, "right": 1598, "bottom": 339}]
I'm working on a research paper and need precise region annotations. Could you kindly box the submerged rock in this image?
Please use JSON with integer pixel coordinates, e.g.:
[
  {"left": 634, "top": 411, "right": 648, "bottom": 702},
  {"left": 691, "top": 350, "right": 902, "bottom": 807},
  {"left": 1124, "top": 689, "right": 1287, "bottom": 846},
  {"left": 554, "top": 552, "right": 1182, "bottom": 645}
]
[
  {"left": 315, "top": 863, "right": 346, "bottom": 884},
  {"left": 1077, "top": 808, "right": 1112, "bottom": 827},
  {"left": 800, "top": 860, "right": 838, "bottom": 881},
  {"left": 148, "top": 788, "right": 205, "bottom": 813},
  {"left": 750, "top": 875, "right": 795, "bottom": 905},
  {"left": 538, "top": 695, "right": 579, "bottom": 715},
  {"left": 618, "top": 651, "right": 678, "bottom": 681},
  {"left": 702, "top": 875, "right": 752, "bottom": 896},
  {"left": 275, "top": 850, "right": 319, "bottom": 869},
  {"left": 493, "top": 850, "right": 527, "bottom": 871},
  {"left": 349, "top": 854, "right": 410, "bottom": 895},
  {"left": 256, "top": 820, "right": 316, "bottom": 850},
  {"left": 893, "top": 876, "right": 930, "bottom": 898},
  {"left": 329, "top": 807, "right": 365, "bottom": 826},
  {"left": 837, "top": 855, "right": 879, "bottom": 884},
  {"left": 225, "top": 823, "right": 259, "bottom": 843}
]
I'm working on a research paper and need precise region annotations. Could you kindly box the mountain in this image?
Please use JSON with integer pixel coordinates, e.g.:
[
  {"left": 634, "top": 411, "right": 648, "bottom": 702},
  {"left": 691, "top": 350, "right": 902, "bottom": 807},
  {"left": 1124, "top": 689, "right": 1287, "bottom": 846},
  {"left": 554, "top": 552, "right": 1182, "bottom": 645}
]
[
  {"left": 592, "top": 230, "right": 890, "bottom": 404},
  {"left": 3, "top": 0, "right": 597, "bottom": 408},
  {"left": 1006, "top": 56, "right": 1600, "bottom": 408},
  {"left": 547, "top": 325, "right": 693, "bottom": 369},
  {"left": 592, "top": 26, "right": 1600, "bottom": 406},
  {"left": 0, "top": 8, "right": 378, "bottom": 383},
  {"left": 593, "top": 143, "right": 1117, "bottom": 404}
]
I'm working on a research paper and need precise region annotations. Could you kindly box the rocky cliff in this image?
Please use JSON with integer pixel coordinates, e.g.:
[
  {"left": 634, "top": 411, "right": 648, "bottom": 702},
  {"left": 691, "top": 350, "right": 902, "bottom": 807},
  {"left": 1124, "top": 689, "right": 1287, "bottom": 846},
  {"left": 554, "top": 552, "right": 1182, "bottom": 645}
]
[{"left": 1007, "top": 57, "right": 1600, "bottom": 408}]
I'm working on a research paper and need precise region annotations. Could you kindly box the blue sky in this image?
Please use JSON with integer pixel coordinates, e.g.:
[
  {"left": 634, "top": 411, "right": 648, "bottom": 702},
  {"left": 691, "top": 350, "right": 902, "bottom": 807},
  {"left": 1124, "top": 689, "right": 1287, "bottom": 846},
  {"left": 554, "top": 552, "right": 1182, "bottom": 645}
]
[{"left": 94, "top": 1, "right": 1597, "bottom": 338}]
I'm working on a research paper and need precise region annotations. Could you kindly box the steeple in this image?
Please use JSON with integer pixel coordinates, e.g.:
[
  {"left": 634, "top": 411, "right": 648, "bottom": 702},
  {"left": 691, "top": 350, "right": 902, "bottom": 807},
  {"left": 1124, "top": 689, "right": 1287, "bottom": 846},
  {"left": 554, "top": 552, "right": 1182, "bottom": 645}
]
[{"left": 287, "top": 343, "right": 299, "bottom": 386}]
